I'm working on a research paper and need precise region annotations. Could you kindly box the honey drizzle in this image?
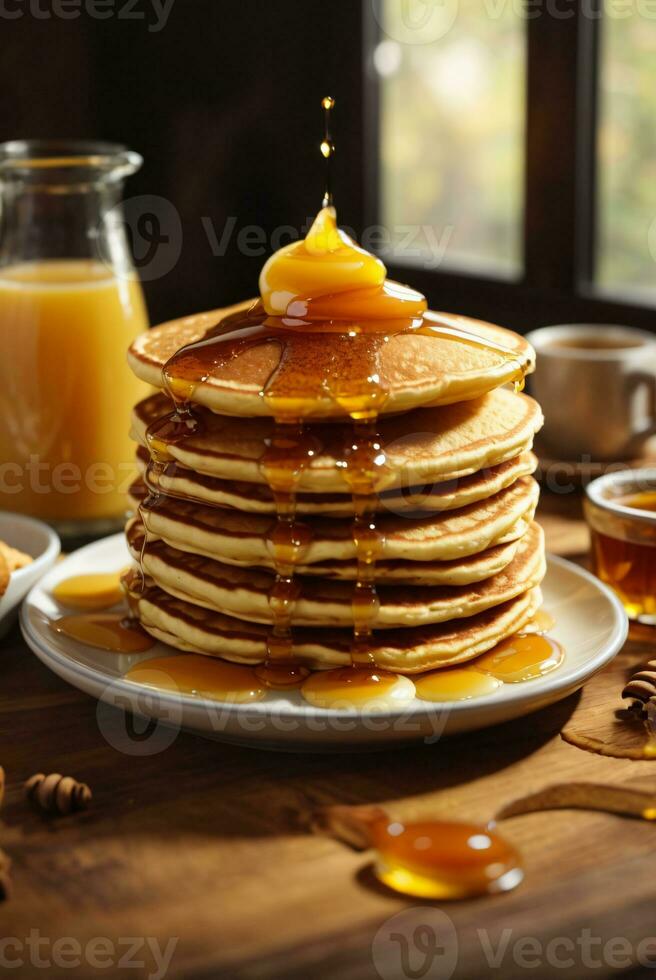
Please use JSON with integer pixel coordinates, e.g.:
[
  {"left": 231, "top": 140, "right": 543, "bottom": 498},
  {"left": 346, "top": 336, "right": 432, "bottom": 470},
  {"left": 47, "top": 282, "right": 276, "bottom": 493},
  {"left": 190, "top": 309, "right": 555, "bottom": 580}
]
[
  {"left": 329, "top": 357, "right": 389, "bottom": 672},
  {"left": 255, "top": 417, "right": 314, "bottom": 688},
  {"left": 133, "top": 99, "right": 531, "bottom": 699},
  {"left": 348, "top": 421, "right": 384, "bottom": 666},
  {"left": 139, "top": 308, "right": 527, "bottom": 692},
  {"left": 142, "top": 306, "right": 324, "bottom": 689},
  {"left": 140, "top": 385, "right": 198, "bottom": 592},
  {"left": 320, "top": 95, "right": 335, "bottom": 209}
]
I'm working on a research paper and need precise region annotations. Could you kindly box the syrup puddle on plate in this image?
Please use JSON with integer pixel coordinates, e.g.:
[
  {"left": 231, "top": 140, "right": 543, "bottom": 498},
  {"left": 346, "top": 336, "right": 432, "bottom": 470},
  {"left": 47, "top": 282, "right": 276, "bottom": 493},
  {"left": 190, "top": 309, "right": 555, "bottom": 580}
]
[
  {"left": 47, "top": 581, "right": 564, "bottom": 712},
  {"left": 413, "top": 632, "right": 564, "bottom": 704},
  {"left": 475, "top": 633, "right": 564, "bottom": 683},
  {"left": 124, "top": 654, "right": 266, "bottom": 703},
  {"left": 414, "top": 668, "right": 502, "bottom": 703},
  {"left": 301, "top": 666, "right": 416, "bottom": 711},
  {"left": 52, "top": 570, "right": 128, "bottom": 610},
  {"left": 51, "top": 613, "right": 154, "bottom": 653}
]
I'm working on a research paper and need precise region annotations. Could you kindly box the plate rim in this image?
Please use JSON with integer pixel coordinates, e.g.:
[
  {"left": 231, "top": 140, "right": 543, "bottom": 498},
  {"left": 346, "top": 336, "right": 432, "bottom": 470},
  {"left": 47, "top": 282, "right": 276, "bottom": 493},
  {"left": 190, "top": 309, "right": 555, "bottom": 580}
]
[{"left": 19, "top": 535, "right": 629, "bottom": 723}]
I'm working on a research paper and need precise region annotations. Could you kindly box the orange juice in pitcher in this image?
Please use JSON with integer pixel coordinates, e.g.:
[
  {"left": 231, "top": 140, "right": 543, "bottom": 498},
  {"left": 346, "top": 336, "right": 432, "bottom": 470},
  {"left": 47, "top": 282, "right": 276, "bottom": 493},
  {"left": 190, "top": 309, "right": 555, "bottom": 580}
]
[{"left": 0, "top": 142, "right": 150, "bottom": 536}]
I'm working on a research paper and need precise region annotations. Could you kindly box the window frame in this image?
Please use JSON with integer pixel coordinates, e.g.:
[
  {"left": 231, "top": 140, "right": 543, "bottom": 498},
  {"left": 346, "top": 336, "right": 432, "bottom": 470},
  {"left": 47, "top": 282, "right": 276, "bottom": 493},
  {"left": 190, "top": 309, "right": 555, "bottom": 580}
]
[{"left": 358, "top": 0, "right": 655, "bottom": 333}]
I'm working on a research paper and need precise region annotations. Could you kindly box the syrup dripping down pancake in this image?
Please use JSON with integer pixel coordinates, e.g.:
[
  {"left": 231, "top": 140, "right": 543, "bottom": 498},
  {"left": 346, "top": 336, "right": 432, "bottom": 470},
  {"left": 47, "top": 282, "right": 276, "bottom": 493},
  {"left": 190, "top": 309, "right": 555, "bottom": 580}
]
[
  {"left": 135, "top": 476, "right": 540, "bottom": 567},
  {"left": 131, "top": 388, "right": 542, "bottom": 494},
  {"left": 281, "top": 539, "right": 524, "bottom": 585},
  {"left": 134, "top": 444, "right": 538, "bottom": 517},
  {"left": 124, "top": 572, "right": 543, "bottom": 674},
  {"left": 127, "top": 301, "right": 535, "bottom": 419},
  {"left": 128, "top": 511, "right": 525, "bottom": 586},
  {"left": 127, "top": 508, "right": 530, "bottom": 586},
  {"left": 127, "top": 520, "right": 545, "bottom": 629}
]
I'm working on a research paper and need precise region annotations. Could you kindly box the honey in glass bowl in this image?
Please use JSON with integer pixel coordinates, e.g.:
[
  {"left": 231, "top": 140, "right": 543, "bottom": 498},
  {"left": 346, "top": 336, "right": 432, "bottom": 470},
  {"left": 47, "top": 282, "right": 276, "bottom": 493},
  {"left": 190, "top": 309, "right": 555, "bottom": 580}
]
[{"left": 585, "top": 469, "right": 656, "bottom": 624}]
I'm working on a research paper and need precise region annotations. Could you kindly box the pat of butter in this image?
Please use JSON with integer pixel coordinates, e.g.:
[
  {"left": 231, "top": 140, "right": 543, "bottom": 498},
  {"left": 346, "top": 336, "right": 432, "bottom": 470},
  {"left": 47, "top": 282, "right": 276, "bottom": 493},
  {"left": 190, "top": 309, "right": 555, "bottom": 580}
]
[{"left": 259, "top": 206, "right": 387, "bottom": 317}]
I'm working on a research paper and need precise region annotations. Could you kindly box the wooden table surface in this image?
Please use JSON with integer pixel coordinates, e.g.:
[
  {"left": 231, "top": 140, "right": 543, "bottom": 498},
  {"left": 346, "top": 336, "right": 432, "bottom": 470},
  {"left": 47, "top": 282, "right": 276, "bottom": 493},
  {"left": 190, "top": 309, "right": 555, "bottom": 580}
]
[{"left": 2, "top": 491, "right": 656, "bottom": 980}]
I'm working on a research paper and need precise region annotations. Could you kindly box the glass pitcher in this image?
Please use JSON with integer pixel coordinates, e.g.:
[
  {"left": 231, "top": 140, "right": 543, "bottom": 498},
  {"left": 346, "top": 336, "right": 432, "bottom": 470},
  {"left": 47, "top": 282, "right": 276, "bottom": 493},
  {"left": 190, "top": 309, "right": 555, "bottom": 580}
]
[{"left": 0, "top": 140, "right": 149, "bottom": 540}]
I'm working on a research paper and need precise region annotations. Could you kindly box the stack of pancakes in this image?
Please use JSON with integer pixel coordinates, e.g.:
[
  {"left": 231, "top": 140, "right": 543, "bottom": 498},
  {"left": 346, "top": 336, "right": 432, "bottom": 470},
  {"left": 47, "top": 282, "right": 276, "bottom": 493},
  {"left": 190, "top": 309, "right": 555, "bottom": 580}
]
[{"left": 124, "top": 302, "right": 545, "bottom": 679}]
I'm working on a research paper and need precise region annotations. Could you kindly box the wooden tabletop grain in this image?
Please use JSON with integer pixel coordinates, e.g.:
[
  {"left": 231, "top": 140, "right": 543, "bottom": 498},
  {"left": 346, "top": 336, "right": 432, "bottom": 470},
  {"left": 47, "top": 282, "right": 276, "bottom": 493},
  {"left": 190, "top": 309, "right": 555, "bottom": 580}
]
[{"left": 1, "top": 490, "right": 655, "bottom": 980}]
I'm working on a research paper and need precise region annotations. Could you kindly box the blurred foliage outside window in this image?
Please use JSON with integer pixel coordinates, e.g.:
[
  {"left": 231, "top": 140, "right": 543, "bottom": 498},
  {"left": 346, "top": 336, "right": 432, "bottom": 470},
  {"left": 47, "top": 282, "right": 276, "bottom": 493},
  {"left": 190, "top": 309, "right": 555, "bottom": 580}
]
[
  {"left": 597, "top": 12, "right": 656, "bottom": 300},
  {"left": 377, "top": 0, "right": 526, "bottom": 278}
]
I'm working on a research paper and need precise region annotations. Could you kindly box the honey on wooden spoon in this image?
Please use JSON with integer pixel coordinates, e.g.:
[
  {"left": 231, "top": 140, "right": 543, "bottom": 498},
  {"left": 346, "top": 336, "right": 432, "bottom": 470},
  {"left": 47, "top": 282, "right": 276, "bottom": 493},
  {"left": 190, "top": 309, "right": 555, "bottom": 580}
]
[
  {"left": 370, "top": 817, "right": 523, "bottom": 899},
  {"left": 313, "top": 806, "right": 523, "bottom": 900}
]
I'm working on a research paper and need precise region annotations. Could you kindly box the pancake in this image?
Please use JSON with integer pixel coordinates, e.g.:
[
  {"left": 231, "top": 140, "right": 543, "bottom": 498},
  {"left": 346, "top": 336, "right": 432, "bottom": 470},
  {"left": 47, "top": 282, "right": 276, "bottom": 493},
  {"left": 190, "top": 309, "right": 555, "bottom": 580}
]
[
  {"left": 135, "top": 444, "right": 538, "bottom": 516},
  {"left": 128, "top": 521, "right": 545, "bottom": 629},
  {"left": 0, "top": 548, "right": 8, "bottom": 598},
  {"left": 127, "top": 507, "right": 529, "bottom": 585},
  {"left": 286, "top": 538, "right": 523, "bottom": 585},
  {"left": 126, "top": 572, "right": 543, "bottom": 673},
  {"left": 136, "top": 475, "right": 540, "bottom": 567},
  {"left": 128, "top": 302, "right": 535, "bottom": 419},
  {"left": 131, "top": 388, "right": 543, "bottom": 494},
  {"left": 130, "top": 514, "right": 525, "bottom": 585}
]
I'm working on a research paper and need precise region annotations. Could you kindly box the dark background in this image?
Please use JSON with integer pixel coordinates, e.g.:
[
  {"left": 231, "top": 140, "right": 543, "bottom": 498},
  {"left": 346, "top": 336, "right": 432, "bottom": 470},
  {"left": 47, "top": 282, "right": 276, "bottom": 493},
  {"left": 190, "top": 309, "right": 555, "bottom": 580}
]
[
  {"left": 4, "top": 0, "right": 654, "bottom": 333},
  {"left": 0, "top": 0, "right": 366, "bottom": 325}
]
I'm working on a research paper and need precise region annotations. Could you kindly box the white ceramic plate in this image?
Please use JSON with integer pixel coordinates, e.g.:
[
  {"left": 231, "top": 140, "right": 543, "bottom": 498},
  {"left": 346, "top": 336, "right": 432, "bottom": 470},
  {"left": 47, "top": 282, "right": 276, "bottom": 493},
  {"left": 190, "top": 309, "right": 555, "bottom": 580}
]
[
  {"left": 0, "top": 512, "right": 60, "bottom": 639},
  {"left": 20, "top": 533, "right": 628, "bottom": 751}
]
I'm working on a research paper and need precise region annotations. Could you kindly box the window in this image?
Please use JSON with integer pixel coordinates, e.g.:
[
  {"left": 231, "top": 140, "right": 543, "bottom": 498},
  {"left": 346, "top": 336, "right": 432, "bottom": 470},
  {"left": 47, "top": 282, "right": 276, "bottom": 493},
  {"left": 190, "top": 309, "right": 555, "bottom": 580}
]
[
  {"left": 377, "top": 0, "right": 526, "bottom": 277},
  {"left": 596, "top": 12, "right": 656, "bottom": 302},
  {"left": 365, "top": 0, "right": 656, "bottom": 332}
]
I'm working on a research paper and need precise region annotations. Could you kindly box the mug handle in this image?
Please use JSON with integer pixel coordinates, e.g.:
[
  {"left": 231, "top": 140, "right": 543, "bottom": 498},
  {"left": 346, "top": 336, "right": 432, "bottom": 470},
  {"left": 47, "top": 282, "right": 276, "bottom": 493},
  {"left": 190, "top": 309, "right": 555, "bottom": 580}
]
[{"left": 627, "top": 370, "right": 656, "bottom": 446}]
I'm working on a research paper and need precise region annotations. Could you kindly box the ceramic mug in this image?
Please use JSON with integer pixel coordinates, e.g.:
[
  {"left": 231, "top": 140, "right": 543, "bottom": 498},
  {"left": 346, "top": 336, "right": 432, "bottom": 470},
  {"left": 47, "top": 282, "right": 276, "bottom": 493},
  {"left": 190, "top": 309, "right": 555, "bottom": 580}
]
[{"left": 525, "top": 324, "right": 656, "bottom": 461}]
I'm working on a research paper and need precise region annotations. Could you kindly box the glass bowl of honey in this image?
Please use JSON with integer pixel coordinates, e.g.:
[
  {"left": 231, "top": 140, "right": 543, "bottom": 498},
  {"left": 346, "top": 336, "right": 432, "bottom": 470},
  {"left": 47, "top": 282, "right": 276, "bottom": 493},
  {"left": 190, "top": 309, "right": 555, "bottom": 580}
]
[{"left": 585, "top": 469, "right": 656, "bottom": 624}]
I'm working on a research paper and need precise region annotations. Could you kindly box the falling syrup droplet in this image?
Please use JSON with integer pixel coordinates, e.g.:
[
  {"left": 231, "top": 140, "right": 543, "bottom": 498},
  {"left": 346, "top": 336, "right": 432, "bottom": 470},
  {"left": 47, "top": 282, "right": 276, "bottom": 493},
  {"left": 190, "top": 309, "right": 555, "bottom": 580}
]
[{"left": 321, "top": 95, "right": 336, "bottom": 208}]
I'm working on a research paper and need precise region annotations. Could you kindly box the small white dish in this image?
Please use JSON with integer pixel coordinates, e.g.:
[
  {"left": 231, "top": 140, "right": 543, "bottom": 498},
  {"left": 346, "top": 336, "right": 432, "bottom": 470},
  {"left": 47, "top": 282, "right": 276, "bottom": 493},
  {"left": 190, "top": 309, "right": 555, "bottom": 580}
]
[
  {"left": 20, "top": 533, "right": 628, "bottom": 752},
  {"left": 0, "top": 512, "right": 60, "bottom": 638}
]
